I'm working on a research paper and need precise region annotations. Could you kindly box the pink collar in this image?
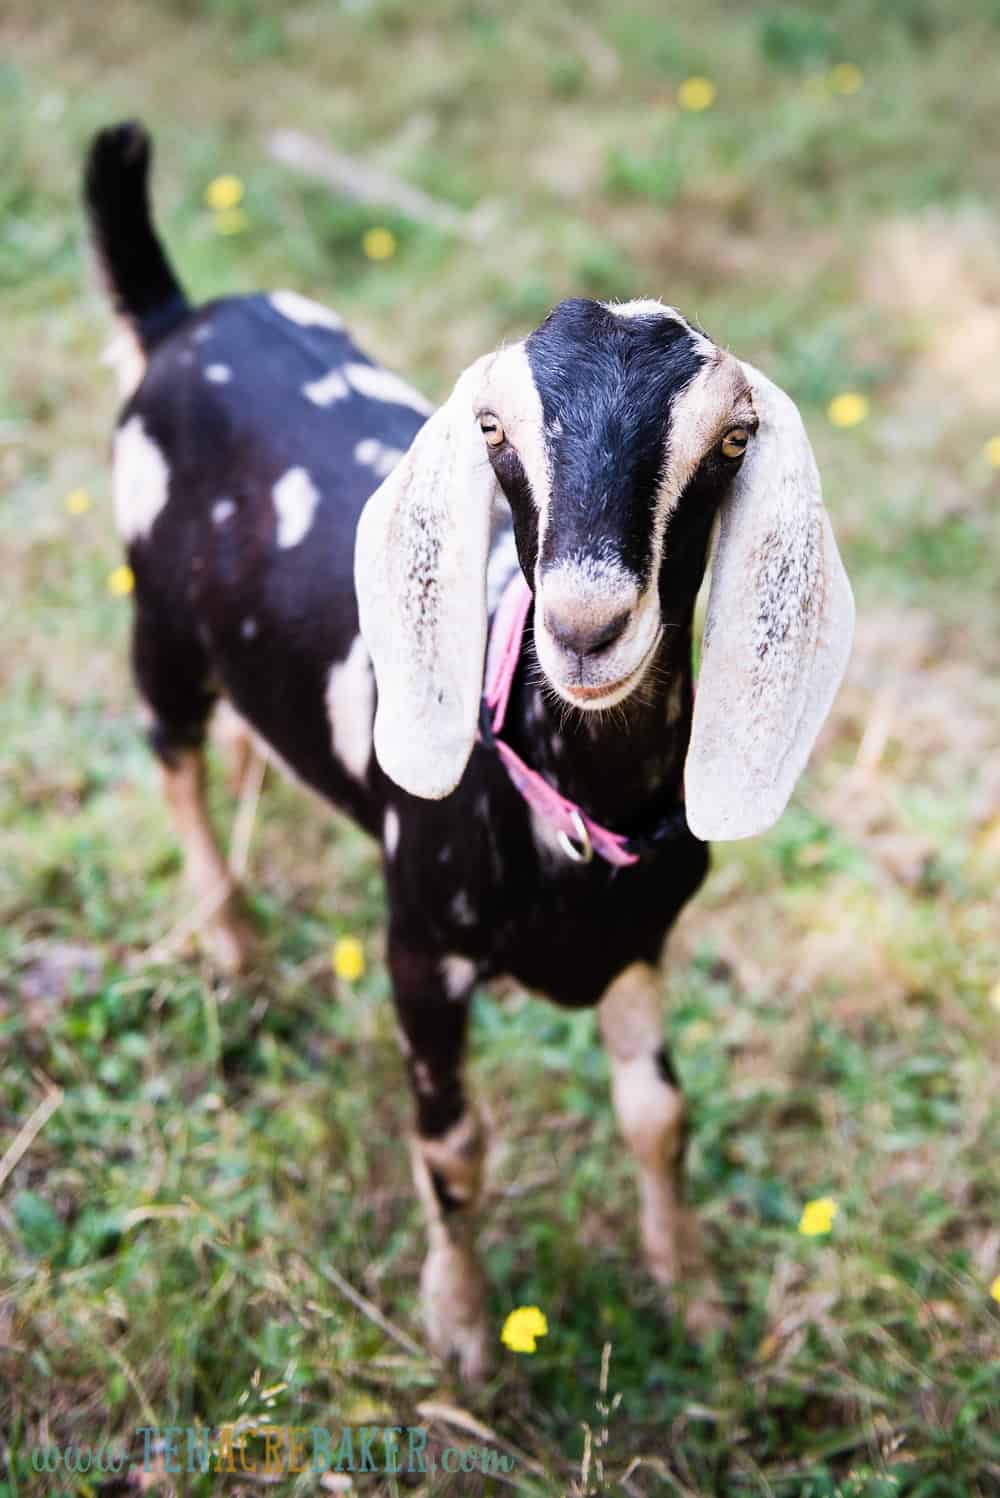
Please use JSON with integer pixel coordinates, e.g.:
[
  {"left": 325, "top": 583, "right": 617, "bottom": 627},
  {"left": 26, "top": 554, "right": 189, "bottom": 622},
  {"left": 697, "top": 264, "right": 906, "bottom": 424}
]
[{"left": 480, "top": 573, "right": 640, "bottom": 867}]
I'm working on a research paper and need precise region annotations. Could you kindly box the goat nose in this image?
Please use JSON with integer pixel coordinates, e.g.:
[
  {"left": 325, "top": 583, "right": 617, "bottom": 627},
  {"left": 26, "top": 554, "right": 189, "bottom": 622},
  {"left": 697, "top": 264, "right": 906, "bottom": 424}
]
[{"left": 545, "top": 604, "right": 631, "bottom": 657}]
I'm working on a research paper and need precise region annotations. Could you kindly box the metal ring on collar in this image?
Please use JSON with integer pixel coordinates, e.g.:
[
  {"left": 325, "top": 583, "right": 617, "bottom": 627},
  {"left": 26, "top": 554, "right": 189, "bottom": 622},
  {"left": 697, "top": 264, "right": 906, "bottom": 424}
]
[{"left": 557, "top": 810, "right": 594, "bottom": 864}]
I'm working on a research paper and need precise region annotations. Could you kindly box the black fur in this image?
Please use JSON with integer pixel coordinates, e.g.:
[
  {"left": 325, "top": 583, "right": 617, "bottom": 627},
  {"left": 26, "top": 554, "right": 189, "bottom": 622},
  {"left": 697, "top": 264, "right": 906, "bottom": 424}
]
[
  {"left": 84, "top": 122, "right": 189, "bottom": 350},
  {"left": 526, "top": 299, "right": 705, "bottom": 585}
]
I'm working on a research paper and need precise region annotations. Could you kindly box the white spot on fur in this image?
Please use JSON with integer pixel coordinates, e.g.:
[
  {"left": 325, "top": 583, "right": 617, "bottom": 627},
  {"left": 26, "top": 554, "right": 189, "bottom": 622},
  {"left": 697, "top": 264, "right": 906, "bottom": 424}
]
[
  {"left": 212, "top": 498, "right": 236, "bottom": 526},
  {"left": 241, "top": 617, "right": 257, "bottom": 639},
  {"left": 204, "top": 363, "right": 231, "bottom": 384},
  {"left": 112, "top": 416, "right": 170, "bottom": 541},
  {"left": 325, "top": 636, "right": 374, "bottom": 781},
  {"left": 272, "top": 467, "right": 320, "bottom": 548},
  {"left": 413, "top": 1060, "right": 435, "bottom": 1096},
  {"left": 604, "top": 297, "right": 675, "bottom": 320},
  {"left": 395, "top": 1023, "right": 412, "bottom": 1059},
  {"left": 303, "top": 369, "right": 350, "bottom": 406},
  {"left": 450, "top": 890, "right": 475, "bottom": 926},
  {"left": 384, "top": 806, "right": 400, "bottom": 857},
  {"left": 270, "top": 289, "right": 344, "bottom": 330},
  {"left": 192, "top": 325, "right": 213, "bottom": 343},
  {"left": 354, "top": 438, "right": 404, "bottom": 478},
  {"left": 441, "top": 954, "right": 476, "bottom": 999},
  {"left": 416, "top": 1111, "right": 483, "bottom": 1197},
  {"left": 345, "top": 362, "right": 432, "bottom": 414}
]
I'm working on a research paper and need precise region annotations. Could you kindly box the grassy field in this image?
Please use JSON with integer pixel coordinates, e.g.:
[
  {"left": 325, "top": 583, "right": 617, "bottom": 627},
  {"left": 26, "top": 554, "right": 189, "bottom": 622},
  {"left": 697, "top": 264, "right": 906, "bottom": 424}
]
[{"left": 2, "top": 1, "right": 1000, "bottom": 1493}]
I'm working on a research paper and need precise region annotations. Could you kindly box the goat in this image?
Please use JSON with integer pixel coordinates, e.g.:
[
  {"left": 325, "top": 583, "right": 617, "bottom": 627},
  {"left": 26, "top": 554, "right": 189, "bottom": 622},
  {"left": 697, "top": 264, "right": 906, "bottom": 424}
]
[{"left": 84, "top": 121, "right": 854, "bottom": 1382}]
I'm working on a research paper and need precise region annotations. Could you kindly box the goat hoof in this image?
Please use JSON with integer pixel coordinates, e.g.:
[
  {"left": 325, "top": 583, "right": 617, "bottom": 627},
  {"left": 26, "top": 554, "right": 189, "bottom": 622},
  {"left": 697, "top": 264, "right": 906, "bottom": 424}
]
[
  {"left": 640, "top": 1222, "right": 727, "bottom": 1342},
  {"left": 200, "top": 894, "right": 257, "bottom": 976},
  {"left": 442, "top": 1317, "right": 492, "bottom": 1388},
  {"left": 421, "top": 1238, "right": 492, "bottom": 1387},
  {"left": 648, "top": 1264, "right": 728, "bottom": 1340},
  {"left": 678, "top": 1282, "right": 729, "bottom": 1339}
]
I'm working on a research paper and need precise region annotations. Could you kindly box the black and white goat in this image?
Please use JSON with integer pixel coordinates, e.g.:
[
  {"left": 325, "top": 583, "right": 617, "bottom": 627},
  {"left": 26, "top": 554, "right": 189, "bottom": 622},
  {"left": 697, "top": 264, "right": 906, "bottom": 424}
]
[{"left": 85, "top": 122, "right": 854, "bottom": 1380}]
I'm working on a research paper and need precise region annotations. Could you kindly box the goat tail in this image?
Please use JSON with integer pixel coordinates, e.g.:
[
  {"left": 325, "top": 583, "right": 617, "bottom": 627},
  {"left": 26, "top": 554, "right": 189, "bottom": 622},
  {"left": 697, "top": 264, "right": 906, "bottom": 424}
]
[{"left": 84, "top": 120, "right": 189, "bottom": 352}]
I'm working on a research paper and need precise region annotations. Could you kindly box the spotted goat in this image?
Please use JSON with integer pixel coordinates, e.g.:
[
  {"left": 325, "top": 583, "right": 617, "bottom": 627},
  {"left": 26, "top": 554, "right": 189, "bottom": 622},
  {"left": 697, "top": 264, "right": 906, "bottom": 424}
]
[{"left": 85, "top": 122, "right": 855, "bottom": 1380}]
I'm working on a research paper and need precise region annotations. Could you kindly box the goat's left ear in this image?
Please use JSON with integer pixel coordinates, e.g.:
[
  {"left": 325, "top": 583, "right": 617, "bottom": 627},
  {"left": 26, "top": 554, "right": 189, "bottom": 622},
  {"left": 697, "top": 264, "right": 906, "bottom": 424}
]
[
  {"left": 355, "top": 356, "right": 498, "bottom": 800},
  {"left": 684, "top": 363, "right": 855, "bottom": 841}
]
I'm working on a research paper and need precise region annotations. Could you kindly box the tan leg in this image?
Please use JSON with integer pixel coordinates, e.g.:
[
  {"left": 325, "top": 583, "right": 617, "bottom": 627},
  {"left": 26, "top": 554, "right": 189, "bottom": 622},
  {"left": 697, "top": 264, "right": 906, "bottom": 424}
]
[
  {"left": 409, "top": 1111, "right": 491, "bottom": 1385},
  {"left": 598, "top": 962, "right": 724, "bottom": 1334},
  {"left": 161, "top": 749, "right": 255, "bottom": 975},
  {"left": 212, "top": 699, "right": 258, "bottom": 797}
]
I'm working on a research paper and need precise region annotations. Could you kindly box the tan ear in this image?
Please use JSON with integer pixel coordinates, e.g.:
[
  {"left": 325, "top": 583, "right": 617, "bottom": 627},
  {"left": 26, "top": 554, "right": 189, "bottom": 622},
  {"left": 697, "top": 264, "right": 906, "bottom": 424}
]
[
  {"left": 355, "top": 358, "right": 498, "bottom": 799},
  {"left": 685, "top": 363, "right": 855, "bottom": 841}
]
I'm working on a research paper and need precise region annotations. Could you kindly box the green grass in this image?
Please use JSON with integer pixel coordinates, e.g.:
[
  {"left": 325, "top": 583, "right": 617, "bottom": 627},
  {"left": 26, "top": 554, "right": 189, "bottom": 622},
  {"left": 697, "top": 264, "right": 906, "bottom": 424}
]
[{"left": 2, "top": 1, "right": 1000, "bottom": 1492}]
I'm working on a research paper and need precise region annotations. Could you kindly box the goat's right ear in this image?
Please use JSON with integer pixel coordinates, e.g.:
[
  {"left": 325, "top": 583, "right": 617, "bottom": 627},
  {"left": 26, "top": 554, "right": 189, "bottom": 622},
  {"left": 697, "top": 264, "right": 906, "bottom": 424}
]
[
  {"left": 355, "top": 357, "right": 498, "bottom": 800},
  {"left": 684, "top": 364, "right": 854, "bottom": 840}
]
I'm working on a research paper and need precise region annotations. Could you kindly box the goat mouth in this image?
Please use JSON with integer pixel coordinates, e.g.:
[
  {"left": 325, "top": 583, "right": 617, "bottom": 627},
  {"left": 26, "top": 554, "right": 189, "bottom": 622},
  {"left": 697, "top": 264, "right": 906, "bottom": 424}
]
[
  {"left": 560, "top": 628, "right": 662, "bottom": 709},
  {"left": 565, "top": 677, "right": 634, "bottom": 703}
]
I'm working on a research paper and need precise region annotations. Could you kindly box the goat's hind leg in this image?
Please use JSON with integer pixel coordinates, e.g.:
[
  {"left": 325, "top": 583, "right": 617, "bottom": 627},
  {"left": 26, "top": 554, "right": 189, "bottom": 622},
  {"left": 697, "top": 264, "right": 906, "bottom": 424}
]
[
  {"left": 598, "top": 962, "right": 725, "bottom": 1335},
  {"left": 132, "top": 602, "right": 256, "bottom": 974},
  {"left": 389, "top": 939, "right": 490, "bottom": 1384}
]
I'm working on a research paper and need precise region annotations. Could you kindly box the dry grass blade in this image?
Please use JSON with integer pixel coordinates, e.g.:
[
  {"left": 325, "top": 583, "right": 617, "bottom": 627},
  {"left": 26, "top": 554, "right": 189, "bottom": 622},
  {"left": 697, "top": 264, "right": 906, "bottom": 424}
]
[
  {"left": 311, "top": 1257, "right": 427, "bottom": 1359},
  {"left": 0, "top": 1083, "right": 63, "bottom": 1193},
  {"left": 130, "top": 881, "right": 232, "bottom": 971},
  {"left": 269, "top": 129, "right": 473, "bottom": 238},
  {"left": 229, "top": 748, "right": 267, "bottom": 880}
]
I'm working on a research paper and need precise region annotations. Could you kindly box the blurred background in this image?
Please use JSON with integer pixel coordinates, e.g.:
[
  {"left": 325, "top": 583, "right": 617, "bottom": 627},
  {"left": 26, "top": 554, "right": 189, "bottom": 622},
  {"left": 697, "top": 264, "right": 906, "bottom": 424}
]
[{"left": 2, "top": 2, "right": 999, "bottom": 1493}]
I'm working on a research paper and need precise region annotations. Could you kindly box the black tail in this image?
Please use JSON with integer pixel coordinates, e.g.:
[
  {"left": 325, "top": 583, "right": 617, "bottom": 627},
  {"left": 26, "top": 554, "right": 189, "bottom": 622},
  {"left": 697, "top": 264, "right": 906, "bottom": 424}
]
[{"left": 84, "top": 121, "right": 190, "bottom": 352}]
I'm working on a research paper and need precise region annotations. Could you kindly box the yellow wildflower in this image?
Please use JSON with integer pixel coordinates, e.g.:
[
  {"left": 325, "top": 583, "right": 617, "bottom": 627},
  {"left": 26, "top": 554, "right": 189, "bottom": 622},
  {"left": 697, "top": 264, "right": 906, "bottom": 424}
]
[
  {"left": 678, "top": 76, "right": 716, "bottom": 112},
  {"left": 362, "top": 227, "right": 397, "bottom": 262},
  {"left": 501, "top": 1305, "right": 548, "bottom": 1354},
  {"left": 214, "top": 207, "right": 249, "bottom": 237},
  {"left": 827, "top": 392, "right": 869, "bottom": 428},
  {"left": 990, "top": 1275, "right": 1000, "bottom": 1304},
  {"left": 107, "top": 564, "right": 135, "bottom": 597},
  {"left": 984, "top": 436, "right": 1000, "bottom": 469},
  {"left": 829, "top": 63, "right": 863, "bottom": 95},
  {"left": 205, "top": 174, "right": 245, "bottom": 212},
  {"left": 798, "top": 1197, "right": 838, "bottom": 1237},
  {"left": 332, "top": 936, "right": 365, "bottom": 982},
  {"left": 65, "top": 488, "right": 91, "bottom": 515}
]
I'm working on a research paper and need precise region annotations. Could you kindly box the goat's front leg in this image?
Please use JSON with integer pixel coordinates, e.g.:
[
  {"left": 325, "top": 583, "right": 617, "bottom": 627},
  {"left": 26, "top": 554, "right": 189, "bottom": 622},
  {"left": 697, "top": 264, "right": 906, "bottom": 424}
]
[
  {"left": 389, "top": 940, "right": 490, "bottom": 1384},
  {"left": 598, "top": 961, "right": 724, "bottom": 1335}
]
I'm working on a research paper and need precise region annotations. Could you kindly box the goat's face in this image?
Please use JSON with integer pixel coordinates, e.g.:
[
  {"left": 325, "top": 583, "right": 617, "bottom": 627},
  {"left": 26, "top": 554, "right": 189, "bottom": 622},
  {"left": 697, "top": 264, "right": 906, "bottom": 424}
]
[
  {"left": 356, "top": 299, "right": 854, "bottom": 839},
  {"left": 476, "top": 299, "right": 757, "bottom": 710}
]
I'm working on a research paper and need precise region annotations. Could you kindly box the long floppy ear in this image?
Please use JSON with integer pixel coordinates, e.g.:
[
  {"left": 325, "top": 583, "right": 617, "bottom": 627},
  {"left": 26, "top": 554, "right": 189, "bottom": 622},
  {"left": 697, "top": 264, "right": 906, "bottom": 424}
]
[
  {"left": 685, "top": 363, "right": 855, "bottom": 841},
  {"left": 355, "top": 357, "right": 498, "bottom": 799}
]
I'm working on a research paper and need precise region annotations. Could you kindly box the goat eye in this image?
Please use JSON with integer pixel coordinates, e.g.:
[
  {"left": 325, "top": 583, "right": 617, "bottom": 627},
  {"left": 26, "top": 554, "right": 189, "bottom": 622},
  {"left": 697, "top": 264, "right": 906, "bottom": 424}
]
[
  {"left": 720, "top": 426, "right": 750, "bottom": 460},
  {"left": 479, "top": 413, "right": 505, "bottom": 447}
]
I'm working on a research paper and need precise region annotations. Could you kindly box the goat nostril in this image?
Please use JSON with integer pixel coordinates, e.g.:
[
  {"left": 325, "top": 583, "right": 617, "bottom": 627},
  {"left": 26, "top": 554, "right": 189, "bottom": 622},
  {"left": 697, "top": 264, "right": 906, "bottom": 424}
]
[{"left": 545, "top": 607, "right": 630, "bottom": 657}]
